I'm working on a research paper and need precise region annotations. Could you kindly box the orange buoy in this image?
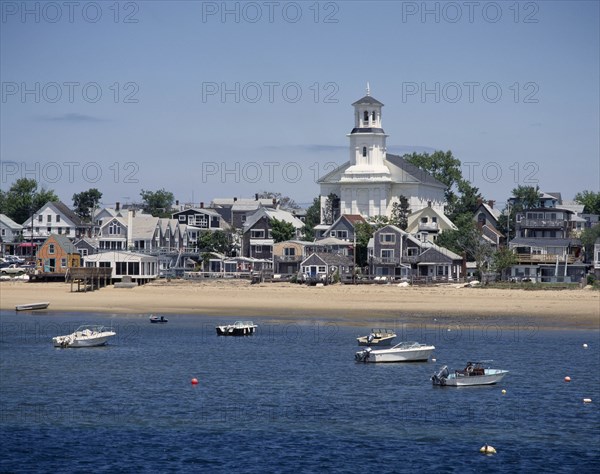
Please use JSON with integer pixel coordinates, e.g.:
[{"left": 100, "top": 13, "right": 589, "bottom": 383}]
[
  {"left": 191, "top": 378, "right": 199, "bottom": 385},
  {"left": 564, "top": 376, "right": 571, "bottom": 382}
]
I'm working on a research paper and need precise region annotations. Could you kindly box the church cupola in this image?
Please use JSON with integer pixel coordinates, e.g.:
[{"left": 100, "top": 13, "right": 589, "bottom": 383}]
[{"left": 351, "top": 82, "right": 385, "bottom": 132}]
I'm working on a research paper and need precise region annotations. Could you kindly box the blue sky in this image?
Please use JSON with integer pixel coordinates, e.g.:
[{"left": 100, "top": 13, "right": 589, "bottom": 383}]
[{"left": 1, "top": 0, "right": 598, "bottom": 209}]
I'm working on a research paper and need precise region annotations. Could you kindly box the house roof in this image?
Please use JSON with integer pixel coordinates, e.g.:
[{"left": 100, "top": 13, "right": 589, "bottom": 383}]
[
  {"left": 407, "top": 206, "right": 457, "bottom": 230},
  {"left": 419, "top": 242, "right": 463, "bottom": 260},
  {"left": 315, "top": 236, "right": 353, "bottom": 246},
  {"left": 51, "top": 201, "right": 84, "bottom": 226},
  {"left": 351, "top": 95, "right": 384, "bottom": 106},
  {"left": 385, "top": 154, "right": 447, "bottom": 188},
  {"left": 173, "top": 207, "right": 221, "bottom": 217},
  {"left": 243, "top": 208, "right": 304, "bottom": 231},
  {"left": 476, "top": 202, "right": 501, "bottom": 220},
  {"left": 73, "top": 237, "right": 99, "bottom": 249},
  {"left": 47, "top": 233, "right": 77, "bottom": 254},
  {"left": 417, "top": 246, "right": 462, "bottom": 264},
  {"left": 301, "top": 252, "right": 353, "bottom": 267},
  {"left": 0, "top": 214, "right": 22, "bottom": 230},
  {"left": 212, "top": 198, "right": 275, "bottom": 207},
  {"left": 131, "top": 216, "right": 160, "bottom": 239}
]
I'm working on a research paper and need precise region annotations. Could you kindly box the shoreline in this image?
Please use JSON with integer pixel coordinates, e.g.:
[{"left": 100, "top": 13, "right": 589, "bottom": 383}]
[{"left": 0, "top": 280, "right": 598, "bottom": 330}]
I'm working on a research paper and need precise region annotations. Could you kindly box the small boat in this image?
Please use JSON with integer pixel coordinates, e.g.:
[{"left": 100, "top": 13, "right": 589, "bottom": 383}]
[
  {"left": 431, "top": 361, "right": 509, "bottom": 386},
  {"left": 52, "top": 325, "right": 116, "bottom": 348},
  {"left": 357, "top": 328, "right": 397, "bottom": 346},
  {"left": 150, "top": 315, "right": 168, "bottom": 324},
  {"left": 15, "top": 302, "right": 50, "bottom": 311},
  {"left": 355, "top": 341, "right": 435, "bottom": 363},
  {"left": 216, "top": 321, "right": 257, "bottom": 336}
]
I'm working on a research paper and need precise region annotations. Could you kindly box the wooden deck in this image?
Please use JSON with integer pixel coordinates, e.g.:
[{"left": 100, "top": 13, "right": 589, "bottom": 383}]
[{"left": 66, "top": 267, "right": 113, "bottom": 292}]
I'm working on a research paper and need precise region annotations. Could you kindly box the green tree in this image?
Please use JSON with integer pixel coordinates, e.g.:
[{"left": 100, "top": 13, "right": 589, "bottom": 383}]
[
  {"left": 390, "top": 195, "right": 411, "bottom": 230},
  {"left": 72, "top": 188, "right": 103, "bottom": 222},
  {"left": 198, "top": 230, "right": 232, "bottom": 255},
  {"left": 491, "top": 247, "right": 518, "bottom": 281},
  {"left": 256, "top": 191, "right": 299, "bottom": 209},
  {"left": 302, "top": 197, "right": 321, "bottom": 241},
  {"left": 498, "top": 185, "right": 541, "bottom": 240},
  {"left": 354, "top": 221, "right": 374, "bottom": 268},
  {"left": 0, "top": 178, "right": 58, "bottom": 224},
  {"left": 575, "top": 190, "right": 600, "bottom": 215},
  {"left": 271, "top": 218, "right": 296, "bottom": 243},
  {"left": 323, "top": 193, "right": 339, "bottom": 225},
  {"left": 140, "top": 188, "right": 175, "bottom": 217},
  {"left": 580, "top": 224, "right": 600, "bottom": 262},
  {"left": 404, "top": 150, "right": 462, "bottom": 207},
  {"left": 436, "top": 218, "right": 492, "bottom": 276},
  {"left": 449, "top": 179, "right": 483, "bottom": 221}
]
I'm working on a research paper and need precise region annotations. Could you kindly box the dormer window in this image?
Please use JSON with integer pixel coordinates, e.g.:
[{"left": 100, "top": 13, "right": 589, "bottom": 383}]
[{"left": 362, "top": 147, "right": 367, "bottom": 157}]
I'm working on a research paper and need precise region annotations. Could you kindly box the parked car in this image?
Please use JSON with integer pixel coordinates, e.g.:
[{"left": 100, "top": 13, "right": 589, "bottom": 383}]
[
  {"left": 4, "top": 255, "right": 24, "bottom": 264},
  {"left": 0, "top": 264, "right": 24, "bottom": 275}
]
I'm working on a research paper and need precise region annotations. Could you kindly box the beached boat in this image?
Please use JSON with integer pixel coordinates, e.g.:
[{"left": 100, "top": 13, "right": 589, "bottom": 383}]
[
  {"left": 431, "top": 362, "right": 509, "bottom": 386},
  {"left": 150, "top": 315, "right": 168, "bottom": 324},
  {"left": 15, "top": 302, "right": 49, "bottom": 311},
  {"left": 355, "top": 341, "right": 435, "bottom": 363},
  {"left": 52, "top": 325, "right": 116, "bottom": 348},
  {"left": 356, "top": 328, "right": 397, "bottom": 346},
  {"left": 216, "top": 321, "right": 257, "bottom": 336}
]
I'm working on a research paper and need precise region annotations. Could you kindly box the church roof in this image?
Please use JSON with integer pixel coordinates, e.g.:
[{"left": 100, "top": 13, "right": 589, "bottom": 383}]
[
  {"left": 385, "top": 154, "right": 447, "bottom": 188},
  {"left": 352, "top": 95, "right": 384, "bottom": 106}
]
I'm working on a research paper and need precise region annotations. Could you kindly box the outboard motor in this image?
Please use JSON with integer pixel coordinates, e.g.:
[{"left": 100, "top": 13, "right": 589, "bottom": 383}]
[
  {"left": 431, "top": 365, "right": 449, "bottom": 385},
  {"left": 367, "top": 333, "right": 375, "bottom": 344},
  {"left": 355, "top": 347, "right": 372, "bottom": 363}
]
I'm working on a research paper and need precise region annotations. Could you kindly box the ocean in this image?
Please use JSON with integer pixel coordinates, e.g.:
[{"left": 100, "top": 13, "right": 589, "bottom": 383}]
[{"left": 1, "top": 311, "right": 599, "bottom": 473}]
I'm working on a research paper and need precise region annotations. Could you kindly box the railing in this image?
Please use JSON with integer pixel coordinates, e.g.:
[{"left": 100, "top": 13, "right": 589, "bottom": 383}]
[
  {"left": 371, "top": 256, "right": 420, "bottom": 265},
  {"left": 513, "top": 254, "right": 576, "bottom": 264},
  {"left": 275, "top": 255, "right": 302, "bottom": 262},
  {"left": 418, "top": 223, "right": 439, "bottom": 232},
  {"left": 520, "top": 219, "right": 566, "bottom": 228}
]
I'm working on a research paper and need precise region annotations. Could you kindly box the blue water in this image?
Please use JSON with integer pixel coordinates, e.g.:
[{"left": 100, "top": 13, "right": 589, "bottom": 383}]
[{"left": 1, "top": 311, "right": 599, "bottom": 473}]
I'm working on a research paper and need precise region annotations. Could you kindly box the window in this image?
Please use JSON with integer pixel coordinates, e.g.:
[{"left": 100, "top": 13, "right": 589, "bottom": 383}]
[
  {"left": 371, "top": 111, "right": 376, "bottom": 121},
  {"left": 421, "top": 217, "right": 428, "bottom": 223},
  {"left": 109, "top": 223, "right": 121, "bottom": 235},
  {"left": 56, "top": 215, "right": 61, "bottom": 222},
  {"left": 179, "top": 215, "right": 186, "bottom": 222},
  {"left": 337, "top": 230, "right": 348, "bottom": 239},
  {"left": 432, "top": 217, "right": 437, "bottom": 223},
  {"left": 80, "top": 249, "right": 88, "bottom": 257},
  {"left": 330, "top": 230, "right": 336, "bottom": 237},
  {"left": 49, "top": 244, "right": 55, "bottom": 254},
  {"left": 47, "top": 227, "right": 51, "bottom": 233},
  {"left": 251, "top": 229, "right": 265, "bottom": 239},
  {"left": 0, "top": 229, "right": 5, "bottom": 236},
  {"left": 57, "top": 227, "right": 63, "bottom": 234},
  {"left": 35, "top": 227, "right": 39, "bottom": 233},
  {"left": 318, "top": 266, "right": 326, "bottom": 273},
  {"left": 363, "top": 111, "right": 368, "bottom": 122},
  {"left": 61, "top": 258, "right": 67, "bottom": 268},
  {"left": 65, "top": 228, "right": 70, "bottom": 235},
  {"left": 284, "top": 247, "right": 296, "bottom": 256},
  {"left": 381, "top": 249, "right": 394, "bottom": 259},
  {"left": 38, "top": 215, "right": 43, "bottom": 222},
  {"left": 362, "top": 146, "right": 367, "bottom": 157},
  {"left": 379, "top": 233, "right": 395, "bottom": 244},
  {"left": 47, "top": 215, "right": 51, "bottom": 223},
  {"left": 255, "top": 245, "right": 262, "bottom": 253}
]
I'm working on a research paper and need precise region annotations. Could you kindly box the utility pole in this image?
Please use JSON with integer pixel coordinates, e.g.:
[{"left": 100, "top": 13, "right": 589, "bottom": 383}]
[{"left": 353, "top": 230, "right": 356, "bottom": 284}]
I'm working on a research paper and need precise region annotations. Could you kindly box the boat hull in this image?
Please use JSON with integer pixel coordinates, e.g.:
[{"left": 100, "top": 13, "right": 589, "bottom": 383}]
[
  {"left": 356, "top": 344, "right": 435, "bottom": 363},
  {"left": 432, "top": 367, "right": 508, "bottom": 386},
  {"left": 216, "top": 326, "right": 256, "bottom": 336},
  {"left": 16, "top": 302, "right": 49, "bottom": 311},
  {"left": 52, "top": 328, "right": 116, "bottom": 348},
  {"left": 357, "top": 335, "right": 396, "bottom": 346}
]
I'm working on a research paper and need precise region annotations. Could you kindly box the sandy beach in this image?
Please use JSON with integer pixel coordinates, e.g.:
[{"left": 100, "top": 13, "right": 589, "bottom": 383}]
[{"left": 1, "top": 279, "right": 598, "bottom": 329}]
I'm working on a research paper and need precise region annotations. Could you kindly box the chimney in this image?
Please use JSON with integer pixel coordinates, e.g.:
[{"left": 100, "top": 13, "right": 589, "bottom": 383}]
[
  {"left": 234, "top": 197, "right": 237, "bottom": 202},
  {"left": 116, "top": 202, "right": 120, "bottom": 211},
  {"left": 476, "top": 198, "right": 483, "bottom": 207},
  {"left": 427, "top": 201, "right": 432, "bottom": 208},
  {"left": 127, "top": 210, "right": 133, "bottom": 250},
  {"left": 255, "top": 193, "right": 259, "bottom": 201},
  {"left": 273, "top": 198, "right": 277, "bottom": 207},
  {"left": 200, "top": 202, "right": 204, "bottom": 209},
  {"left": 487, "top": 200, "right": 495, "bottom": 209},
  {"left": 176, "top": 200, "right": 179, "bottom": 206}
]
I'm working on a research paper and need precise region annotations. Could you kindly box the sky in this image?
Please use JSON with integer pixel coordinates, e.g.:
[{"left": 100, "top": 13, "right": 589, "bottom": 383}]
[{"left": 1, "top": 0, "right": 599, "bottom": 210}]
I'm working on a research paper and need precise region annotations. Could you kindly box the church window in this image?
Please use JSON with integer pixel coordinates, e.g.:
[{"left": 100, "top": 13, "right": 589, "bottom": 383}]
[
  {"left": 363, "top": 111, "right": 368, "bottom": 123},
  {"left": 362, "top": 147, "right": 367, "bottom": 157},
  {"left": 372, "top": 111, "right": 376, "bottom": 122}
]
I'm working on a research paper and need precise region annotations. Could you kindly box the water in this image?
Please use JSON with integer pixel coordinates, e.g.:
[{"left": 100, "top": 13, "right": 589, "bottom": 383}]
[{"left": 1, "top": 311, "right": 599, "bottom": 473}]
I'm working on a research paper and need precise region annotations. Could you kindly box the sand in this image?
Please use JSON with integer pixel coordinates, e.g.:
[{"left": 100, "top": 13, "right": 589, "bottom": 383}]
[{"left": 1, "top": 279, "right": 599, "bottom": 329}]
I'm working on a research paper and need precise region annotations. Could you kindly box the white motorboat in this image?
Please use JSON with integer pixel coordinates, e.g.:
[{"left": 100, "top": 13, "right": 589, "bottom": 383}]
[
  {"left": 356, "top": 328, "right": 397, "bottom": 346},
  {"left": 52, "top": 325, "right": 116, "bottom": 348},
  {"left": 16, "top": 302, "right": 49, "bottom": 311},
  {"left": 355, "top": 341, "right": 435, "bottom": 363},
  {"left": 431, "top": 362, "right": 509, "bottom": 386},
  {"left": 216, "top": 321, "right": 257, "bottom": 336}
]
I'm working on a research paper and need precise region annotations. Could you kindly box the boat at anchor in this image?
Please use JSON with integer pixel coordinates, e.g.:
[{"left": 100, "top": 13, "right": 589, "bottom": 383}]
[{"left": 431, "top": 361, "right": 508, "bottom": 386}]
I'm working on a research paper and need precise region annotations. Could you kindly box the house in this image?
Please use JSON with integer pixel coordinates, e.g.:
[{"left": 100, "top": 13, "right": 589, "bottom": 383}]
[
  {"left": 369, "top": 225, "right": 462, "bottom": 280},
  {"left": 300, "top": 252, "right": 354, "bottom": 283},
  {"left": 322, "top": 214, "right": 366, "bottom": 242},
  {"left": 83, "top": 250, "right": 159, "bottom": 283},
  {"left": 211, "top": 196, "right": 278, "bottom": 229},
  {"left": 473, "top": 201, "right": 503, "bottom": 248},
  {"left": 22, "top": 201, "right": 89, "bottom": 243},
  {"left": 36, "top": 234, "right": 81, "bottom": 273},
  {"left": 272, "top": 240, "right": 325, "bottom": 275},
  {"left": 73, "top": 237, "right": 99, "bottom": 259},
  {"left": 508, "top": 205, "right": 584, "bottom": 283},
  {"left": 242, "top": 208, "right": 304, "bottom": 259},
  {"left": 317, "top": 87, "right": 446, "bottom": 224},
  {"left": 406, "top": 204, "right": 457, "bottom": 243},
  {"left": 172, "top": 206, "right": 228, "bottom": 231},
  {"left": 0, "top": 214, "right": 23, "bottom": 255}
]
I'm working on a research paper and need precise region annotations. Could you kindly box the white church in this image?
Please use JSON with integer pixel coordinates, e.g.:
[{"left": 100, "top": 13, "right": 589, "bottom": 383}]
[{"left": 318, "top": 86, "right": 446, "bottom": 223}]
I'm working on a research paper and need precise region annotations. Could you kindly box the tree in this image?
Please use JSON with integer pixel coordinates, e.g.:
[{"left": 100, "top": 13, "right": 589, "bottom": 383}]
[
  {"left": 436, "top": 218, "right": 493, "bottom": 276},
  {"left": 323, "top": 193, "right": 339, "bottom": 225},
  {"left": 256, "top": 191, "right": 299, "bottom": 210},
  {"left": 449, "top": 179, "right": 483, "bottom": 221},
  {"left": 302, "top": 197, "right": 321, "bottom": 241},
  {"left": 498, "top": 185, "right": 541, "bottom": 240},
  {"left": 354, "top": 221, "right": 374, "bottom": 268},
  {"left": 390, "top": 196, "right": 411, "bottom": 230},
  {"left": 198, "top": 230, "right": 232, "bottom": 255},
  {"left": 140, "top": 188, "right": 174, "bottom": 217},
  {"left": 580, "top": 224, "right": 600, "bottom": 262},
  {"left": 0, "top": 178, "right": 58, "bottom": 224},
  {"left": 270, "top": 218, "right": 296, "bottom": 243},
  {"left": 72, "top": 188, "right": 103, "bottom": 222},
  {"left": 575, "top": 190, "right": 600, "bottom": 215},
  {"left": 491, "top": 247, "right": 518, "bottom": 281}
]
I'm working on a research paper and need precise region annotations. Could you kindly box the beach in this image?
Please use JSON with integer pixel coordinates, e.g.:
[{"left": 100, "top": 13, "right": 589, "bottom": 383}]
[{"left": 1, "top": 280, "right": 598, "bottom": 329}]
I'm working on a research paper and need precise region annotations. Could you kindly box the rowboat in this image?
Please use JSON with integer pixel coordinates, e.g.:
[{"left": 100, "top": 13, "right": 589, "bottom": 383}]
[{"left": 15, "top": 302, "right": 50, "bottom": 311}]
